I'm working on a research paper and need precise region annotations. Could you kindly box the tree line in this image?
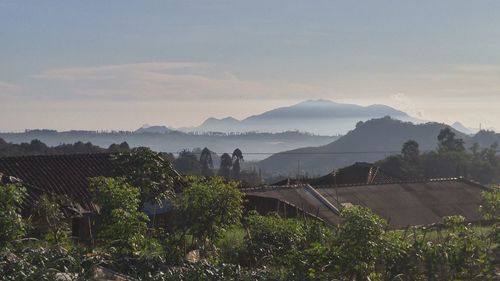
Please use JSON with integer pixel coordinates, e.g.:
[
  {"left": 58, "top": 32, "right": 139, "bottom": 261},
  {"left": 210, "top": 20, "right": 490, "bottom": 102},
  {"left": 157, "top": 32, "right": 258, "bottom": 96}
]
[
  {"left": 0, "top": 138, "right": 130, "bottom": 157},
  {"left": 377, "top": 127, "right": 500, "bottom": 185},
  {"left": 172, "top": 148, "right": 260, "bottom": 186}
]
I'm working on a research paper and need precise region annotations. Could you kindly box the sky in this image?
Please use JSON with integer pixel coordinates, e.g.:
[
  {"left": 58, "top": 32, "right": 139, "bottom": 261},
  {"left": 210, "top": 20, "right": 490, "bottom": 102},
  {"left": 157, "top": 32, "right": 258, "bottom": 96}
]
[{"left": 1, "top": 0, "right": 499, "bottom": 132}]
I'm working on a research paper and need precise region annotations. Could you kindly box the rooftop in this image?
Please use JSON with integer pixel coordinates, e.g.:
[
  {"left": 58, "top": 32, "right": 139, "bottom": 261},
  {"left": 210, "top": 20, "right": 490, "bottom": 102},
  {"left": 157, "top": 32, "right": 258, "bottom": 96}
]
[
  {"left": 245, "top": 178, "right": 489, "bottom": 229},
  {"left": 272, "top": 162, "right": 402, "bottom": 187},
  {"left": 0, "top": 153, "right": 116, "bottom": 213}
]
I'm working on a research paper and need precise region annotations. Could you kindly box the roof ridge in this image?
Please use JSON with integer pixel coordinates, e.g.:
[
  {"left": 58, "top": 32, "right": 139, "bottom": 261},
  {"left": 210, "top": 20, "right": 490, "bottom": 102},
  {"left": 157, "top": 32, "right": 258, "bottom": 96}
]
[
  {"left": 254, "top": 177, "right": 487, "bottom": 191},
  {"left": 0, "top": 152, "right": 114, "bottom": 161}
]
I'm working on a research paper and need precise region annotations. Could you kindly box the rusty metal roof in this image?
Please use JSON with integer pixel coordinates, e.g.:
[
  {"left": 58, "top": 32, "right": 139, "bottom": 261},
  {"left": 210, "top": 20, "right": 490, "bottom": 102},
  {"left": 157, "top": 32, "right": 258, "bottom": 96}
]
[{"left": 244, "top": 178, "right": 489, "bottom": 229}]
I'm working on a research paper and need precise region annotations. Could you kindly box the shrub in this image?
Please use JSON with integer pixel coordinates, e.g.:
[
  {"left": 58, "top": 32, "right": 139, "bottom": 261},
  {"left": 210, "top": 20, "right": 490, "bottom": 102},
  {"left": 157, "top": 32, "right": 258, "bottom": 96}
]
[
  {"left": 244, "top": 212, "right": 307, "bottom": 266},
  {"left": 0, "top": 184, "right": 27, "bottom": 248},
  {"left": 215, "top": 226, "right": 246, "bottom": 264},
  {"left": 334, "top": 206, "right": 386, "bottom": 280},
  {"left": 89, "top": 177, "right": 152, "bottom": 254},
  {"left": 32, "top": 195, "right": 70, "bottom": 244},
  {"left": 174, "top": 177, "right": 243, "bottom": 244}
]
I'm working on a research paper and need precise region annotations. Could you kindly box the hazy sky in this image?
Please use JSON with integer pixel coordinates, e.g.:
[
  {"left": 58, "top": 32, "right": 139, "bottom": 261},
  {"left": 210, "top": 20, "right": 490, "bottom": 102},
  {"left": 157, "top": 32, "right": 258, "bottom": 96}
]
[{"left": 1, "top": 0, "right": 499, "bottom": 131}]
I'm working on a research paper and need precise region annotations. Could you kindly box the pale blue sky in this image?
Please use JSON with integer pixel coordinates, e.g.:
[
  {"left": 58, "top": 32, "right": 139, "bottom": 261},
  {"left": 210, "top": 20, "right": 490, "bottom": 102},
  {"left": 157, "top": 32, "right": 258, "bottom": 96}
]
[{"left": 1, "top": 0, "right": 499, "bottom": 131}]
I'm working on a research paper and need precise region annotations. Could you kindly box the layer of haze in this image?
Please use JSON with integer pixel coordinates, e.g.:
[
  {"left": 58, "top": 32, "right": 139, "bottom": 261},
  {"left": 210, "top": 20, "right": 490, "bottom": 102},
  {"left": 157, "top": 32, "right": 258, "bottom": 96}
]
[{"left": 1, "top": 0, "right": 499, "bottom": 132}]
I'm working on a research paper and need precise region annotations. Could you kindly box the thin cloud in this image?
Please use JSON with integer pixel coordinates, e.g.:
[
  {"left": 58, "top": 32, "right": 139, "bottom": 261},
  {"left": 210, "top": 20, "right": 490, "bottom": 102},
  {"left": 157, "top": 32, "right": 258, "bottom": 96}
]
[
  {"left": 0, "top": 81, "right": 20, "bottom": 98},
  {"left": 32, "top": 62, "right": 211, "bottom": 81},
  {"left": 29, "top": 62, "right": 332, "bottom": 101},
  {"left": 453, "top": 64, "right": 500, "bottom": 73}
]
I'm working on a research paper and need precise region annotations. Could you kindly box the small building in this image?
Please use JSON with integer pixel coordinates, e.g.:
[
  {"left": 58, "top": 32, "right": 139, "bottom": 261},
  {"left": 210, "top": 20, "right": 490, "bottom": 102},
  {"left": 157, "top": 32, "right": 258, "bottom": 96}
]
[
  {"left": 0, "top": 153, "right": 180, "bottom": 241},
  {"left": 244, "top": 178, "right": 489, "bottom": 229},
  {"left": 272, "top": 162, "right": 402, "bottom": 187},
  {"left": 0, "top": 154, "right": 116, "bottom": 241}
]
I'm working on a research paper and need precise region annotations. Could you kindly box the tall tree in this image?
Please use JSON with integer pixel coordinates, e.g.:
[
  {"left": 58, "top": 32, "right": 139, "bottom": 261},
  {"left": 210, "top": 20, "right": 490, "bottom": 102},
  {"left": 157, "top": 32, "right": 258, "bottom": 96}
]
[
  {"left": 218, "top": 153, "right": 232, "bottom": 180},
  {"left": 174, "top": 150, "right": 201, "bottom": 176},
  {"left": 401, "top": 140, "right": 420, "bottom": 164},
  {"left": 400, "top": 140, "right": 421, "bottom": 178},
  {"left": 231, "top": 148, "right": 244, "bottom": 180},
  {"left": 438, "top": 127, "right": 465, "bottom": 152},
  {"left": 111, "top": 147, "right": 178, "bottom": 205},
  {"left": 89, "top": 177, "right": 151, "bottom": 253},
  {"left": 200, "top": 147, "right": 214, "bottom": 177},
  {"left": 174, "top": 176, "right": 243, "bottom": 243}
]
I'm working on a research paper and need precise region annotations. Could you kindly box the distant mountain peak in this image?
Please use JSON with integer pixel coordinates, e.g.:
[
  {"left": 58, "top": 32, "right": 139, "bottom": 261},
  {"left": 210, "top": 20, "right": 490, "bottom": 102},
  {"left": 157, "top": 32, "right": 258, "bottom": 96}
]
[
  {"left": 201, "top": 116, "right": 240, "bottom": 125},
  {"left": 221, "top": 117, "right": 239, "bottom": 122},
  {"left": 451, "top": 122, "right": 477, "bottom": 135},
  {"left": 299, "top": 99, "right": 338, "bottom": 105},
  {"left": 191, "top": 99, "right": 421, "bottom": 135},
  {"left": 135, "top": 125, "right": 172, "bottom": 134}
]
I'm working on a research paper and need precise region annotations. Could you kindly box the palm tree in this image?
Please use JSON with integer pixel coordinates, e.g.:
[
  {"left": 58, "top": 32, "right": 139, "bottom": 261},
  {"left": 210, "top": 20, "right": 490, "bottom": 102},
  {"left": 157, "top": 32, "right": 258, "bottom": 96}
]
[
  {"left": 231, "top": 148, "right": 243, "bottom": 180},
  {"left": 200, "top": 147, "right": 214, "bottom": 177},
  {"left": 218, "top": 153, "right": 232, "bottom": 180}
]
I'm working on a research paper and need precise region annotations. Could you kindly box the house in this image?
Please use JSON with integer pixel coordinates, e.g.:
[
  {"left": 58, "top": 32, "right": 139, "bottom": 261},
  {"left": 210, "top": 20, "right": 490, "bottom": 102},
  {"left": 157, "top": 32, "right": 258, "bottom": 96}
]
[
  {"left": 0, "top": 153, "right": 181, "bottom": 241},
  {"left": 272, "top": 162, "right": 402, "bottom": 187},
  {"left": 0, "top": 154, "right": 116, "bottom": 241},
  {"left": 244, "top": 178, "right": 490, "bottom": 229}
]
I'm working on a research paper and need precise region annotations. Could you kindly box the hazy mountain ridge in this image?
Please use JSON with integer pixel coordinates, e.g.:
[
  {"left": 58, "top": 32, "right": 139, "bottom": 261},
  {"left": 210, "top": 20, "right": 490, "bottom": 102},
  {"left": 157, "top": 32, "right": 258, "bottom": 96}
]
[
  {"left": 451, "top": 122, "right": 477, "bottom": 135},
  {"left": 0, "top": 130, "right": 337, "bottom": 161},
  {"left": 183, "top": 100, "right": 421, "bottom": 135},
  {"left": 257, "top": 117, "right": 499, "bottom": 176},
  {"left": 135, "top": 125, "right": 172, "bottom": 134}
]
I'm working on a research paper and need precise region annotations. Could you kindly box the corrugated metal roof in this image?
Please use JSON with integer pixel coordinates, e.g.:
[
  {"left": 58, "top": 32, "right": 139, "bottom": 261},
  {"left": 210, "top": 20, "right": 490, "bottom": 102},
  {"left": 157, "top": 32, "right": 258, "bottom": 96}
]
[
  {"left": 245, "top": 185, "right": 343, "bottom": 225},
  {"left": 245, "top": 179, "right": 489, "bottom": 229}
]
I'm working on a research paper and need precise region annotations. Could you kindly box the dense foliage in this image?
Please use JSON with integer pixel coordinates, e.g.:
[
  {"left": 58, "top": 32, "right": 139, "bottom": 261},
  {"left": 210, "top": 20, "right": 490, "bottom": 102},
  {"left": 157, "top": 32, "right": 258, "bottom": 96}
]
[
  {"left": 1, "top": 150, "right": 499, "bottom": 280},
  {"left": 31, "top": 195, "right": 70, "bottom": 244},
  {"left": 89, "top": 177, "right": 152, "bottom": 254},
  {"left": 174, "top": 176, "right": 244, "bottom": 242},
  {"left": 111, "top": 147, "right": 179, "bottom": 205},
  {"left": 0, "top": 184, "right": 27, "bottom": 249},
  {"left": 378, "top": 128, "right": 500, "bottom": 184}
]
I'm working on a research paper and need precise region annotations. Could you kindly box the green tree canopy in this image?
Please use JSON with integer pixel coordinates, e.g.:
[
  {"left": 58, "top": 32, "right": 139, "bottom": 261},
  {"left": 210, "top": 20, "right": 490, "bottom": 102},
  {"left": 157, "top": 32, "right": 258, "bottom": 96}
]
[
  {"left": 111, "top": 147, "right": 178, "bottom": 205},
  {"left": 89, "top": 177, "right": 151, "bottom": 253},
  {"left": 438, "top": 127, "right": 465, "bottom": 152},
  {"left": 174, "top": 176, "right": 243, "bottom": 242},
  {"left": 335, "top": 206, "right": 386, "bottom": 280}
]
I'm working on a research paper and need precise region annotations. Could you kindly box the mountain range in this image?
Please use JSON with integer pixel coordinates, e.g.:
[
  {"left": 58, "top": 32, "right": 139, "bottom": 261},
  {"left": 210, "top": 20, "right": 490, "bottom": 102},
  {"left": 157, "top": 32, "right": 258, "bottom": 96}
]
[
  {"left": 257, "top": 117, "right": 500, "bottom": 176},
  {"left": 3, "top": 100, "right": 496, "bottom": 166},
  {"left": 178, "top": 99, "right": 421, "bottom": 135}
]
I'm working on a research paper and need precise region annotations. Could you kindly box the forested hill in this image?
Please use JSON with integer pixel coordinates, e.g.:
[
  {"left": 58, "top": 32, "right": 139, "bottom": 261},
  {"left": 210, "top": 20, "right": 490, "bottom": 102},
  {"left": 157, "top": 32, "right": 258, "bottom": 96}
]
[
  {"left": 0, "top": 130, "right": 337, "bottom": 161},
  {"left": 257, "top": 117, "right": 499, "bottom": 176}
]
